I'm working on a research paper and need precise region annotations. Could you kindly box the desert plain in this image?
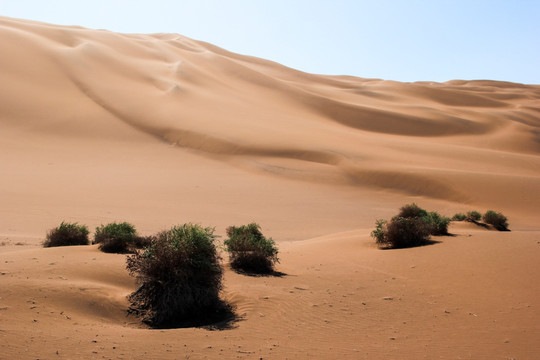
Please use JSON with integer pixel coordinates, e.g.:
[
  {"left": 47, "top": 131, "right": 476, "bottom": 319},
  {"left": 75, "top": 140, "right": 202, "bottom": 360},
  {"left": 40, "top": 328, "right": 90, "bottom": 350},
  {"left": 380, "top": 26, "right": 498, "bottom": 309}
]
[{"left": 1, "top": 16, "right": 539, "bottom": 359}]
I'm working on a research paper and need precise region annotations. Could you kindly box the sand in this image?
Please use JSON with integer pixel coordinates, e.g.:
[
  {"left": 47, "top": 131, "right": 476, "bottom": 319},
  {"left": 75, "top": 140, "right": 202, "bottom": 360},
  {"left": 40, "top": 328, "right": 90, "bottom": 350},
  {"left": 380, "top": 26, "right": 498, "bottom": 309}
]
[{"left": 0, "top": 16, "right": 539, "bottom": 359}]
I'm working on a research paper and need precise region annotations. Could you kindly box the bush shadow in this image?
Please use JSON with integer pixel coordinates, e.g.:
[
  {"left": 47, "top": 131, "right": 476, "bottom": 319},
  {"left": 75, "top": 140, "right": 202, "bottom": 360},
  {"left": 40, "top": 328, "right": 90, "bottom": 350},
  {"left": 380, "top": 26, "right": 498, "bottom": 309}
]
[
  {"left": 379, "top": 238, "right": 442, "bottom": 250},
  {"left": 230, "top": 267, "right": 287, "bottom": 278}
]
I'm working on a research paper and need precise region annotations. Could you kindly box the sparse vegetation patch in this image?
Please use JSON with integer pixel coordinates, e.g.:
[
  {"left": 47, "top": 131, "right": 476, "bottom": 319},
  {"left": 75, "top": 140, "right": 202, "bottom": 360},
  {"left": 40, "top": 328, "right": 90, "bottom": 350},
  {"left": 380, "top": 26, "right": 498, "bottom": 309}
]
[
  {"left": 126, "top": 223, "right": 230, "bottom": 328},
  {"left": 224, "top": 223, "right": 279, "bottom": 274},
  {"left": 452, "top": 213, "right": 467, "bottom": 221},
  {"left": 466, "top": 211, "right": 482, "bottom": 222},
  {"left": 43, "top": 221, "right": 89, "bottom": 247},
  {"left": 371, "top": 203, "right": 450, "bottom": 248},
  {"left": 94, "top": 222, "right": 138, "bottom": 253},
  {"left": 483, "top": 210, "right": 509, "bottom": 231}
]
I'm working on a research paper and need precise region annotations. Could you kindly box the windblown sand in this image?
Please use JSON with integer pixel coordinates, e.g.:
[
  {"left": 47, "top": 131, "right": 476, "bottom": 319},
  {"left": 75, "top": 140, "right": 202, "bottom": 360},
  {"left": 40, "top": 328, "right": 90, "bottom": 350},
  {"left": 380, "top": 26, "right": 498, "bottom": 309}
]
[{"left": 1, "top": 16, "right": 539, "bottom": 359}]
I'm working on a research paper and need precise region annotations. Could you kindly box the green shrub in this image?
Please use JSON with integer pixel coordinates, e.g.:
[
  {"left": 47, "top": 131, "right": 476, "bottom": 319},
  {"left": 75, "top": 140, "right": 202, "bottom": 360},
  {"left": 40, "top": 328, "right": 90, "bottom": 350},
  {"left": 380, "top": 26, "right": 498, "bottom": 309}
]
[
  {"left": 397, "top": 203, "right": 428, "bottom": 219},
  {"left": 424, "top": 211, "right": 450, "bottom": 235},
  {"left": 452, "top": 213, "right": 467, "bottom": 221},
  {"left": 126, "top": 224, "right": 228, "bottom": 328},
  {"left": 224, "top": 223, "right": 279, "bottom": 274},
  {"left": 373, "top": 217, "right": 430, "bottom": 248},
  {"left": 371, "top": 219, "right": 388, "bottom": 246},
  {"left": 483, "top": 210, "right": 509, "bottom": 231},
  {"left": 372, "top": 204, "right": 449, "bottom": 248},
  {"left": 43, "top": 222, "right": 89, "bottom": 247},
  {"left": 394, "top": 204, "right": 449, "bottom": 236},
  {"left": 94, "top": 222, "right": 137, "bottom": 253},
  {"left": 466, "top": 211, "right": 482, "bottom": 222}
]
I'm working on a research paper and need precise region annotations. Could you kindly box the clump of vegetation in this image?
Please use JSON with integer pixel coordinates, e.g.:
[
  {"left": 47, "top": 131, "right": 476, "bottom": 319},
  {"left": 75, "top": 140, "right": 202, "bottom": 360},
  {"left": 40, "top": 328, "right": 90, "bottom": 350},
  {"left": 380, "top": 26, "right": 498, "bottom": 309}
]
[
  {"left": 424, "top": 211, "right": 451, "bottom": 235},
  {"left": 372, "top": 216, "right": 430, "bottom": 248},
  {"left": 396, "top": 203, "right": 450, "bottom": 236},
  {"left": 43, "top": 222, "right": 89, "bottom": 247},
  {"left": 452, "top": 213, "right": 467, "bottom": 221},
  {"left": 397, "top": 203, "right": 428, "bottom": 219},
  {"left": 483, "top": 210, "right": 509, "bottom": 231},
  {"left": 94, "top": 222, "right": 138, "bottom": 253},
  {"left": 371, "top": 203, "right": 450, "bottom": 248},
  {"left": 224, "top": 223, "right": 279, "bottom": 274},
  {"left": 466, "top": 211, "right": 482, "bottom": 222},
  {"left": 126, "top": 224, "right": 229, "bottom": 328}
]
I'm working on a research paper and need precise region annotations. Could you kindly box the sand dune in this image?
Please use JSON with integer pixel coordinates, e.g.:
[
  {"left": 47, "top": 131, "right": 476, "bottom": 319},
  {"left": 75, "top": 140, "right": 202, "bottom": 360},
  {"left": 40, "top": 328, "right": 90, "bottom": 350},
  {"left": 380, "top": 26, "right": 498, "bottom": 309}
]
[{"left": 1, "top": 16, "right": 539, "bottom": 359}]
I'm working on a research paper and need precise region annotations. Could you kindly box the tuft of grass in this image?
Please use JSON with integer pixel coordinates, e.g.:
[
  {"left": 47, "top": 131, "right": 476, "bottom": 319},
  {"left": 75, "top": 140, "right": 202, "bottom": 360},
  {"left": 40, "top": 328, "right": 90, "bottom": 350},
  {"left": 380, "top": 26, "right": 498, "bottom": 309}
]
[
  {"left": 43, "top": 222, "right": 89, "bottom": 247},
  {"left": 483, "top": 210, "right": 509, "bottom": 231},
  {"left": 126, "top": 224, "right": 230, "bottom": 328},
  {"left": 452, "top": 213, "right": 467, "bottom": 221},
  {"left": 224, "top": 223, "right": 279, "bottom": 274},
  {"left": 94, "top": 222, "right": 138, "bottom": 253}
]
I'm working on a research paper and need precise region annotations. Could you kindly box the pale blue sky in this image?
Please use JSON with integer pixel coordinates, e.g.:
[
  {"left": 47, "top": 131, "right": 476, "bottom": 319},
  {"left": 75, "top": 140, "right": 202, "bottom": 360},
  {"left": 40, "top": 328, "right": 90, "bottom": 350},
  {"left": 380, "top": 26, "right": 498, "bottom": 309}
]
[{"left": 2, "top": 0, "right": 539, "bottom": 84}]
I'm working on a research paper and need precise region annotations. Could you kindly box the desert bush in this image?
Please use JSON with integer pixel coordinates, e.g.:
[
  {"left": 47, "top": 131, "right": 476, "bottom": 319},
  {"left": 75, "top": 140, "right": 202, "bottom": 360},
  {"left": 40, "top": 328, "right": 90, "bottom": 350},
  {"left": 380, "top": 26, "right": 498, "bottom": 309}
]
[
  {"left": 43, "top": 221, "right": 89, "bottom": 247},
  {"left": 94, "top": 222, "right": 137, "bottom": 253},
  {"left": 371, "top": 204, "right": 450, "bottom": 248},
  {"left": 224, "top": 223, "right": 279, "bottom": 274},
  {"left": 452, "top": 213, "right": 467, "bottom": 221},
  {"left": 424, "top": 211, "right": 451, "bottom": 235},
  {"left": 466, "top": 211, "right": 482, "bottom": 222},
  {"left": 397, "top": 203, "right": 428, "bottom": 219},
  {"left": 126, "top": 224, "right": 228, "bottom": 328},
  {"left": 132, "top": 235, "right": 154, "bottom": 249},
  {"left": 377, "top": 217, "right": 431, "bottom": 248},
  {"left": 371, "top": 219, "right": 388, "bottom": 246},
  {"left": 483, "top": 210, "right": 509, "bottom": 231},
  {"left": 394, "top": 204, "right": 449, "bottom": 236}
]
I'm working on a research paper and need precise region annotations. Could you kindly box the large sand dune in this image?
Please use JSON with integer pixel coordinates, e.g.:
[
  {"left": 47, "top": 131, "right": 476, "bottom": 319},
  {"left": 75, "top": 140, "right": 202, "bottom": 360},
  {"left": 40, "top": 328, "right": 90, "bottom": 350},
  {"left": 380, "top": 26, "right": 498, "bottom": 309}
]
[{"left": 1, "top": 16, "right": 539, "bottom": 359}]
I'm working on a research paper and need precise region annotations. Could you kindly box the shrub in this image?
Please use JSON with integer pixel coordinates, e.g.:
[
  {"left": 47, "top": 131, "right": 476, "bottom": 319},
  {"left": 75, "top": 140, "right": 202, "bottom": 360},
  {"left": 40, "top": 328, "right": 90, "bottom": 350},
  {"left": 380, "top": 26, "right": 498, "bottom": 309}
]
[
  {"left": 371, "top": 219, "right": 388, "bottom": 246},
  {"left": 126, "top": 224, "right": 228, "bottom": 328},
  {"left": 371, "top": 204, "right": 449, "bottom": 248},
  {"left": 424, "top": 211, "right": 450, "bottom": 235},
  {"left": 132, "top": 235, "right": 154, "bottom": 249},
  {"left": 94, "top": 222, "right": 137, "bottom": 253},
  {"left": 397, "top": 203, "right": 428, "bottom": 219},
  {"left": 394, "top": 204, "right": 449, "bottom": 236},
  {"left": 466, "top": 211, "right": 482, "bottom": 222},
  {"left": 374, "top": 217, "right": 430, "bottom": 248},
  {"left": 452, "top": 213, "right": 467, "bottom": 221},
  {"left": 43, "top": 221, "right": 89, "bottom": 247},
  {"left": 224, "top": 223, "right": 279, "bottom": 274},
  {"left": 483, "top": 210, "right": 509, "bottom": 231}
]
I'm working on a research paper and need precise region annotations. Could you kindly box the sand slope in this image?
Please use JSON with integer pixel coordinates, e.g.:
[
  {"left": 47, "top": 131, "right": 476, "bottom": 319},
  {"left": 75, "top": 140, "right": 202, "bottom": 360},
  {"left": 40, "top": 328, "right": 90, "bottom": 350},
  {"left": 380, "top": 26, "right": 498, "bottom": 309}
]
[{"left": 1, "top": 16, "right": 539, "bottom": 359}]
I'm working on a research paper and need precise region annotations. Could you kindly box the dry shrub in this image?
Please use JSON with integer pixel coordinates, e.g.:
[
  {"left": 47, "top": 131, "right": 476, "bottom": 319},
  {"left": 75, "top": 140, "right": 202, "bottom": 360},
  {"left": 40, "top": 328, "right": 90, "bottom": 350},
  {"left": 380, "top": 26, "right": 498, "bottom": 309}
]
[
  {"left": 224, "top": 223, "right": 279, "bottom": 274},
  {"left": 371, "top": 203, "right": 449, "bottom": 248},
  {"left": 94, "top": 222, "right": 137, "bottom": 253},
  {"left": 373, "top": 217, "right": 431, "bottom": 248},
  {"left": 43, "top": 222, "right": 89, "bottom": 247},
  {"left": 126, "top": 224, "right": 229, "bottom": 328},
  {"left": 483, "top": 210, "right": 509, "bottom": 231},
  {"left": 452, "top": 213, "right": 467, "bottom": 221},
  {"left": 466, "top": 211, "right": 482, "bottom": 222}
]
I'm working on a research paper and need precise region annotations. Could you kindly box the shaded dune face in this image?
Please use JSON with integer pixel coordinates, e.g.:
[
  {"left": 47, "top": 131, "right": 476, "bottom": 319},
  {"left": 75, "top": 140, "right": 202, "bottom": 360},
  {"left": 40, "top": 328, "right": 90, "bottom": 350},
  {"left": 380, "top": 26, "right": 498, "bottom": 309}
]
[{"left": 1, "top": 16, "right": 540, "bottom": 208}]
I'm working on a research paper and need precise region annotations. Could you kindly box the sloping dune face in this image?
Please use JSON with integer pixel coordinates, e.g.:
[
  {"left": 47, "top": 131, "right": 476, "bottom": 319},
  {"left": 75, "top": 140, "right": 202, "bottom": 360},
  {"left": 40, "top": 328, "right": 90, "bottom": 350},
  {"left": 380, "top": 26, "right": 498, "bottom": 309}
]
[{"left": 2, "top": 17, "right": 540, "bottom": 225}]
